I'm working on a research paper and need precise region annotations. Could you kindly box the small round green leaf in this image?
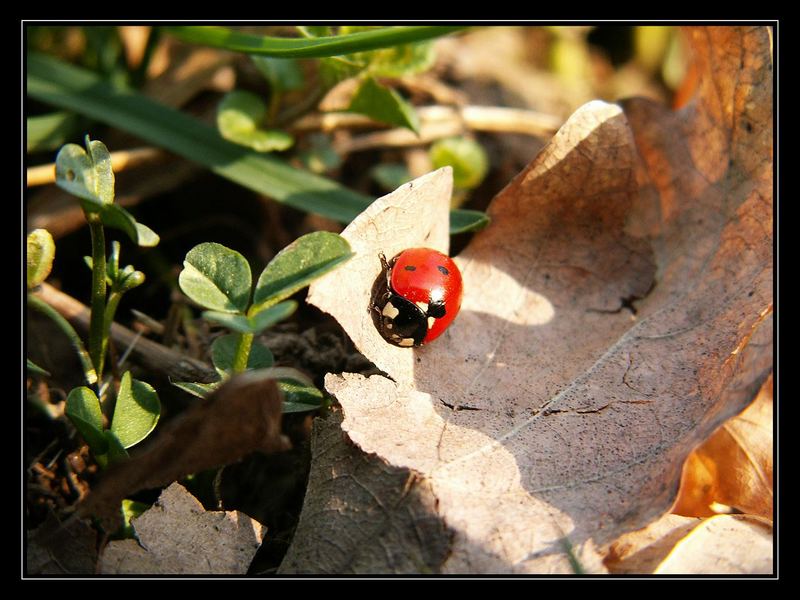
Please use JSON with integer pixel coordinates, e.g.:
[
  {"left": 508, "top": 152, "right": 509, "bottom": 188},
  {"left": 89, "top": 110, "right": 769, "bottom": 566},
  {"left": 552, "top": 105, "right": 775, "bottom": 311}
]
[
  {"left": 55, "top": 136, "right": 115, "bottom": 207},
  {"left": 347, "top": 76, "right": 420, "bottom": 134},
  {"left": 133, "top": 221, "right": 160, "bottom": 247},
  {"left": 234, "top": 128, "right": 294, "bottom": 153},
  {"left": 179, "top": 243, "right": 252, "bottom": 313},
  {"left": 110, "top": 371, "right": 161, "bottom": 449},
  {"left": 65, "top": 386, "right": 108, "bottom": 455},
  {"left": 102, "top": 430, "right": 130, "bottom": 465},
  {"left": 27, "top": 228, "right": 56, "bottom": 289},
  {"left": 218, "top": 90, "right": 266, "bottom": 131},
  {"left": 97, "top": 204, "right": 160, "bottom": 247},
  {"left": 211, "top": 333, "right": 274, "bottom": 376},
  {"left": 217, "top": 90, "right": 294, "bottom": 152},
  {"left": 253, "top": 232, "right": 352, "bottom": 311},
  {"left": 430, "top": 137, "right": 489, "bottom": 190}
]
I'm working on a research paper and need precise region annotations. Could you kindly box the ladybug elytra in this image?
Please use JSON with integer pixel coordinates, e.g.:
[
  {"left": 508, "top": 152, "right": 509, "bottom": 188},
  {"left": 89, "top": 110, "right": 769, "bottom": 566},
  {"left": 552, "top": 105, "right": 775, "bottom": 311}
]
[{"left": 370, "top": 248, "right": 463, "bottom": 347}]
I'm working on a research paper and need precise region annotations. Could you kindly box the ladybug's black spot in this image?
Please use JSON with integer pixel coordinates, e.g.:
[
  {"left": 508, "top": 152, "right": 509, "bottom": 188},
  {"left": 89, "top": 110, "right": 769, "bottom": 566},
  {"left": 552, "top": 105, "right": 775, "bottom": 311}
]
[
  {"left": 404, "top": 265, "right": 417, "bottom": 271},
  {"left": 437, "top": 265, "right": 449, "bottom": 276}
]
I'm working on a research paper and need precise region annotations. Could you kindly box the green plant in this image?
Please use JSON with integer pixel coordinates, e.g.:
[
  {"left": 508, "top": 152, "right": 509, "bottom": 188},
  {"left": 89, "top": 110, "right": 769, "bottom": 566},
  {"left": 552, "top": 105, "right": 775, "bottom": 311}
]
[
  {"left": 430, "top": 136, "right": 489, "bottom": 191},
  {"left": 214, "top": 25, "right": 445, "bottom": 156},
  {"left": 26, "top": 136, "right": 161, "bottom": 467},
  {"left": 174, "top": 231, "right": 352, "bottom": 413},
  {"left": 27, "top": 51, "right": 489, "bottom": 234},
  {"left": 430, "top": 136, "right": 490, "bottom": 207},
  {"left": 64, "top": 372, "right": 160, "bottom": 468},
  {"left": 27, "top": 228, "right": 96, "bottom": 384},
  {"left": 369, "top": 136, "right": 490, "bottom": 207},
  {"left": 315, "top": 24, "right": 439, "bottom": 133}
]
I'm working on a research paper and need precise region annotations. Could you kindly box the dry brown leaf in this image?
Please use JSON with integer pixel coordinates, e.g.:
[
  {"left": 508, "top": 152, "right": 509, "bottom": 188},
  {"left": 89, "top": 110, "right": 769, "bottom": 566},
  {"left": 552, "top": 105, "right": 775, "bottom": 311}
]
[
  {"left": 78, "top": 371, "right": 290, "bottom": 530},
  {"left": 26, "top": 513, "right": 98, "bottom": 575},
  {"left": 279, "top": 411, "right": 453, "bottom": 575},
  {"left": 672, "top": 374, "right": 773, "bottom": 519},
  {"left": 604, "top": 512, "right": 773, "bottom": 575},
  {"left": 603, "top": 513, "right": 701, "bottom": 574},
  {"left": 435, "top": 27, "right": 581, "bottom": 118},
  {"left": 99, "top": 483, "right": 265, "bottom": 575},
  {"left": 654, "top": 514, "right": 773, "bottom": 575},
  {"left": 300, "top": 26, "right": 772, "bottom": 574}
]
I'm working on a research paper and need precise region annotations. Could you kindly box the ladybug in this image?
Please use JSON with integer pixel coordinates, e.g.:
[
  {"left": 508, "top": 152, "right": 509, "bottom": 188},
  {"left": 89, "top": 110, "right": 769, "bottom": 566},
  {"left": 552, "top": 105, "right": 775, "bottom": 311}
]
[{"left": 370, "top": 248, "right": 463, "bottom": 347}]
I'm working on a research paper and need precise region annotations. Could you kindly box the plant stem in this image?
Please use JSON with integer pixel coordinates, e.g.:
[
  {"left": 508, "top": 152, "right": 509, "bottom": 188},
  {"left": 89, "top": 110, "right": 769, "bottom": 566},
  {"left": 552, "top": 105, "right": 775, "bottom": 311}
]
[
  {"left": 36, "top": 282, "right": 217, "bottom": 384},
  {"left": 103, "top": 290, "right": 124, "bottom": 377},
  {"left": 87, "top": 213, "right": 108, "bottom": 380},
  {"left": 232, "top": 333, "right": 254, "bottom": 373},
  {"left": 103, "top": 291, "right": 123, "bottom": 342},
  {"left": 27, "top": 294, "right": 97, "bottom": 385}
]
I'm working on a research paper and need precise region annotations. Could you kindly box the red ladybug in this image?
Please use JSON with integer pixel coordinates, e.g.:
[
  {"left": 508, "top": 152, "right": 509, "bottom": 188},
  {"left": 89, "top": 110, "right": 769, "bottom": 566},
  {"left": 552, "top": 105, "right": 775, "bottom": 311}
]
[{"left": 370, "top": 248, "right": 463, "bottom": 347}]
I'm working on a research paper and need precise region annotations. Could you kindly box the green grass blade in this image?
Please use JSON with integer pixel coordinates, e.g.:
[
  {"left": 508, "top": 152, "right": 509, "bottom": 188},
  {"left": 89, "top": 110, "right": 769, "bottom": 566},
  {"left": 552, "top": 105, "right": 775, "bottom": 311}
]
[
  {"left": 167, "top": 25, "right": 467, "bottom": 58},
  {"left": 26, "top": 53, "right": 486, "bottom": 234},
  {"left": 27, "top": 52, "right": 369, "bottom": 222}
]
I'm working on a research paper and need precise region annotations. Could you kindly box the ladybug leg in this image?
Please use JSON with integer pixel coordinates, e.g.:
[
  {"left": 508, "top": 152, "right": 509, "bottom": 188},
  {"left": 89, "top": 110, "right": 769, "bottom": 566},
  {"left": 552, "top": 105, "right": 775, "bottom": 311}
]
[{"left": 379, "top": 252, "right": 392, "bottom": 288}]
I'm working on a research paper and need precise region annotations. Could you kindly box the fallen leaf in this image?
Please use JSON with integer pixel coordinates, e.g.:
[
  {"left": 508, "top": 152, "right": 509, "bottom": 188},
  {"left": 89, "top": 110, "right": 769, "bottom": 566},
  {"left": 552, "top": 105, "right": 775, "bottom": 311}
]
[
  {"left": 654, "top": 514, "right": 773, "bottom": 575},
  {"left": 78, "top": 371, "right": 290, "bottom": 530},
  {"left": 99, "top": 483, "right": 265, "bottom": 575},
  {"left": 603, "top": 511, "right": 773, "bottom": 575},
  {"left": 26, "top": 513, "right": 98, "bottom": 575},
  {"left": 278, "top": 411, "right": 453, "bottom": 575},
  {"left": 672, "top": 374, "right": 773, "bottom": 519},
  {"left": 302, "top": 26, "right": 772, "bottom": 574},
  {"left": 603, "top": 513, "right": 701, "bottom": 574}
]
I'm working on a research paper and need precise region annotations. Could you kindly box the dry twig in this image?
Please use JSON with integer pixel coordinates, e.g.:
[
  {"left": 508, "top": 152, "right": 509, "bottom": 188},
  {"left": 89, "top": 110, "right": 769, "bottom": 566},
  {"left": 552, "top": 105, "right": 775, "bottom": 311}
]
[
  {"left": 291, "top": 104, "right": 563, "bottom": 154},
  {"left": 27, "top": 147, "right": 167, "bottom": 188},
  {"left": 32, "top": 283, "right": 216, "bottom": 384}
]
